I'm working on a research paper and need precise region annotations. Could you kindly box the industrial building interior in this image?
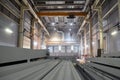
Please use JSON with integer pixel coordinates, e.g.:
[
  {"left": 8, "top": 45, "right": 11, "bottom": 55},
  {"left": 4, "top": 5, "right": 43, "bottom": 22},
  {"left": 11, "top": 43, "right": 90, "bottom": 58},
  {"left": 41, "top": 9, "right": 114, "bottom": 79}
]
[{"left": 0, "top": 0, "right": 120, "bottom": 80}]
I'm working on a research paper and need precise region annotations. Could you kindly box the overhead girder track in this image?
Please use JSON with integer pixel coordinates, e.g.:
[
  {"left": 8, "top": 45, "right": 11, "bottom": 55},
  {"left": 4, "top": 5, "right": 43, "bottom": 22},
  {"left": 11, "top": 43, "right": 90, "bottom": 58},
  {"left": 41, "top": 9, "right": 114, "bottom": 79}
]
[
  {"left": 34, "top": 0, "right": 85, "bottom": 1},
  {"left": 37, "top": 12, "right": 87, "bottom": 17},
  {"left": 35, "top": 4, "right": 84, "bottom": 7},
  {"left": 37, "top": 8, "right": 84, "bottom": 11}
]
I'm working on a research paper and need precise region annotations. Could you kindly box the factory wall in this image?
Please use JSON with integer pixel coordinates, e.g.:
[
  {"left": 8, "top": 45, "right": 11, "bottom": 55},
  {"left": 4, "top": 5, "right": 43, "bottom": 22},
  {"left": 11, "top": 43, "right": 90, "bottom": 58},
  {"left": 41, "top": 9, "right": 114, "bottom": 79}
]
[
  {"left": 0, "top": 1, "right": 42, "bottom": 49},
  {"left": 82, "top": 0, "right": 120, "bottom": 56},
  {"left": 0, "top": 4, "right": 18, "bottom": 47}
]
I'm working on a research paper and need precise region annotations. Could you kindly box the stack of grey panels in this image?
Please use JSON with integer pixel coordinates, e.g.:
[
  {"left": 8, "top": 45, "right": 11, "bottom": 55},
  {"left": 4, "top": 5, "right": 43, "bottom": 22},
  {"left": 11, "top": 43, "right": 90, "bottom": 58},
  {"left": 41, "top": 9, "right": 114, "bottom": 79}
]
[
  {"left": 77, "top": 55, "right": 120, "bottom": 80},
  {"left": 42, "top": 61, "right": 81, "bottom": 80},
  {"left": 0, "top": 60, "right": 60, "bottom": 80},
  {"left": 0, "top": 46, "right": 48, "bottom": 64}
]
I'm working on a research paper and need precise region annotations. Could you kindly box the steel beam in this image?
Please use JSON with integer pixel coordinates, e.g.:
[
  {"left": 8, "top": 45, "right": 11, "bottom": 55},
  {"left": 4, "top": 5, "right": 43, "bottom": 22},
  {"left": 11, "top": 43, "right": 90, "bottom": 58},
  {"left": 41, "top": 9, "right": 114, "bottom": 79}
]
[
  {"left": 103, "top": 3, "right": 118, "bottom": 19},
  {"left": 35, "top": 4, "right": 84, "bottom": 7},
  {"left": 37, "top": 12, "right": 87, "bottom": 16},
  {"left": 37, "top": 8, "right": 83, "bottom": 12},
  {"left": 35, "top": 0, "right": 85, "bottom": 1}
]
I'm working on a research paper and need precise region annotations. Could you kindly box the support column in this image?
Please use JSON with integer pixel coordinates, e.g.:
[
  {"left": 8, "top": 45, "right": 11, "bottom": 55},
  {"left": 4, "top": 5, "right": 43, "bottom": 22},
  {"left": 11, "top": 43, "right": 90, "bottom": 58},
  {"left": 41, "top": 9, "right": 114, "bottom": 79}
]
[
  {"left": 84, "top": 27, "right": 87, "bottom": 55},
  {"left": 41, "top": 31, "right": 45, "bottom": 49},
  {"left": 65, "top": 46, "right": 67, "bottom": 55},
  {"left": 38, "top": 27, "right": 42, "bottom": 49},
  {"left": 18, "top": 7, "right": 25, "bottom": 48},
  {"left": 98, "top": 6, "right": 104, "bottom": 54},
  {"left": 30, "top": 19, "right": 35, "bottom": 49},
  {"left": 80, "top": 34, "right": 83, "bottom": 58},
  {"left": 41, "top": 31, "right": 43, "bottom": 48},
  {"left": 30, "top": 19, "right": 38, "bottom": 49},
  {"left": 118, "top": 0, "right": 120, "bottom": 22},
  {"left": 53, "top": 46, "right": 54, "bottom": 55},
  {"left": 89, "top": 19, "right": 93, "bottom": 57}
]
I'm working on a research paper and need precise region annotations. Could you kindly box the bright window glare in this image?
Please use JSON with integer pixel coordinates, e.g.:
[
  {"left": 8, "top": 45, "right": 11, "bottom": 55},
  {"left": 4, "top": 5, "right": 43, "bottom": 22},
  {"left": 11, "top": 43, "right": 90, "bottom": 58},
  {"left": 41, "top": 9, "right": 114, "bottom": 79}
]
[
  {"left": 71, "top": 45, "right": 74, "bottom": 51},
  {"left": 5, "top": 28, "right": 13, "bottom": 34},
  {"left": 111, "top": 30, "right": 118, "bottom": 35},
  {"left": 59, "top": 45, "right": 61, "bottom": 51}
]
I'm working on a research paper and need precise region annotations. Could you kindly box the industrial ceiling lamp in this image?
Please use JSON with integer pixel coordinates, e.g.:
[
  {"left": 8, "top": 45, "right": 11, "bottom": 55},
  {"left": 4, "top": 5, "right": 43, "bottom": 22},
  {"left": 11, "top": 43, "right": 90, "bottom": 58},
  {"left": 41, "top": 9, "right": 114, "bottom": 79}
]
[
  {"left": 111, "top": 30, "right": 118, "bottom": 36},
  {"left": 111, "top": 23, "right": 120, "bottom": 36},
  {"left": 5, "top": 28, "right": 13, "bottom": 34}
]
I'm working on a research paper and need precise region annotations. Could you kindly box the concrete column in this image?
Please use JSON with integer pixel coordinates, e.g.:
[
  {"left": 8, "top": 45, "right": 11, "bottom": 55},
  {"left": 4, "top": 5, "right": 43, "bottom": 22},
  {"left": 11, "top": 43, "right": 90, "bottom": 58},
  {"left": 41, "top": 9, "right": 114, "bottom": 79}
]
[
  {"left": 89, "top": 19, "right": 93, "bottom": 57},
  {"left": 80, "top": 34, "right": 83, "bottom": 58},
  {"left": 65, "top": 46, "right": 67, "bottom": 54},
  {"left": 18, "top": 7, "right": 25, "bottom": 48},
  {"left": 41, "top": 31, "right": 44, "bottom": 49},
  {"left": 118, "top": 0, "right": 120, "bottom": 22},
  {"left": 30, "top": 19, "right": 35, "bottom": 49},
  {"left": 53, "top": 46, "right": 54, "bottom": 55},
  {"left": 30, "top": 19, "right": 38, "bottom": 49},
  {"left": 98, "top": 6, "right": 104, "bottom": 52},
  {"left": 84, "top": 27, "right": 87, "bottom": 55},
  {"left": 38, "top": 27, "right": 42, "bottom": 49}
]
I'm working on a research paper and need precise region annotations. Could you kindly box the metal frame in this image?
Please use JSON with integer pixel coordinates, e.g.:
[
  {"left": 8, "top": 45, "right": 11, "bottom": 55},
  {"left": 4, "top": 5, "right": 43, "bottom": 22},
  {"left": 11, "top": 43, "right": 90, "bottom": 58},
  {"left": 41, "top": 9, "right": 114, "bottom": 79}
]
[
  {"left": 35, "top": 4, "right": 84, "bottom": 7},
  {"left": 37, "top": 12, "right": 87, "bottom": 17},
  {"left": 37, "top": 8, "right": 84, "bottom": 11}
]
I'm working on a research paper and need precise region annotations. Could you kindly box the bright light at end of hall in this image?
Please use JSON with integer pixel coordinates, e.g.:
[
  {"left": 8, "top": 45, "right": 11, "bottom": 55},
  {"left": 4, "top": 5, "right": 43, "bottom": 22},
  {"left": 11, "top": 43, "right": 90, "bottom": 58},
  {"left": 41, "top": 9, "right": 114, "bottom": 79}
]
[
  {"left": 34, "top": 41, "right": 38, "bottom": 46},
  {"left": 51, "top": 37, "right": 60, "bottom": 42},
  {"left": 54, "top": 28, "right": 56, "bottom": 31},
  {"left": 111, "top": 30, "right": 118, "bottom": 35},
  {"left": 59, "top": 45, "right": 61, "bottom": 51},
  {"left": 51, "top": 22, "right": 55, "bottom": 26},
  {"left": 70, "top": 23, "right": 73, "bottom": 26},
  {"left": 86, "top": 45, "right": 89, "bottom": 48},
  {"left": 5, "top": 28, "right": 13, "bottom": 34},
  {"left": 42, "top": 45, "right": 46, "bottom": 49},
  {"left": 71, "top": 45, "right": 74, "bottom": 51},
  {"left": 69, "top": 28, "right": 71, "bottom": 31},
  {"left": 92, "top": 42, "right": 95, "bottom": 45}
]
